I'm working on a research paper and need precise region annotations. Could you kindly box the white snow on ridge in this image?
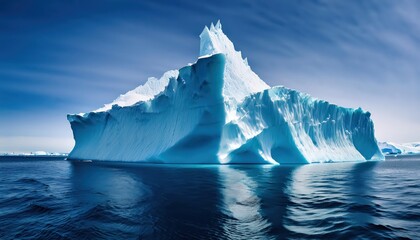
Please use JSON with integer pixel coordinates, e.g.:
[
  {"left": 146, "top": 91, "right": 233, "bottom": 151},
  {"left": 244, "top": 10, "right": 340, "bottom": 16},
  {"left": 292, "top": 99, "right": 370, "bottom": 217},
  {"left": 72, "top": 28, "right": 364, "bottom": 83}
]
[{"left": 95, "top": 70, "right": 179, "bottom": 113}]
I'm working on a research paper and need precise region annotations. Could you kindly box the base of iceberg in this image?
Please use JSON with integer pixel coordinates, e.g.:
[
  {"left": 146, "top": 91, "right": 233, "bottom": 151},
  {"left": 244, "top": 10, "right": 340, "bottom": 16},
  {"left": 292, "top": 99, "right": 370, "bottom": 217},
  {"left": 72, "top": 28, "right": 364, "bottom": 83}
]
[{"left": 67, "top": 21, "right": 383, "bottom": 164}]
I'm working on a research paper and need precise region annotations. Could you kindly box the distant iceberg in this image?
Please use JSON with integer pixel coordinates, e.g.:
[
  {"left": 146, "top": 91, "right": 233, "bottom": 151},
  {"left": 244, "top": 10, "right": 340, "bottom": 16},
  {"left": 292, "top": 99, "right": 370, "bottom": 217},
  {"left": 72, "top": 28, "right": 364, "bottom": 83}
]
[
  {"left": 67, "top": 21, "right": 383, "bottom": 164},
  {"left": 378, "top": 142, "right": 420, "bottom": 155},
  {"left": 0, "top": 151, "right": 67, "bottom": 157}
]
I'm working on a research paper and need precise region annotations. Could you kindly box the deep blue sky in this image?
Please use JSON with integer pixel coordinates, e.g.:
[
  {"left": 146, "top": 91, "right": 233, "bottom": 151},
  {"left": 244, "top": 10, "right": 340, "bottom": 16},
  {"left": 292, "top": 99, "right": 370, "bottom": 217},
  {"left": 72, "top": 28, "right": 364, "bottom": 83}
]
[{"left": 1, "top": 0, "right": 419, "bottom": 152}]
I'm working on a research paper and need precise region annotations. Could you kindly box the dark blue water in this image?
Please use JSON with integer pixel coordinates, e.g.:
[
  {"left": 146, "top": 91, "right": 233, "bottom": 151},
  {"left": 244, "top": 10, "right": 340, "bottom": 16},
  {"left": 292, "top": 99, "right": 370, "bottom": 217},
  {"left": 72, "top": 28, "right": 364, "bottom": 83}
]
[{"left": 1, "top": 156, "right": 419, "bottom": 239}]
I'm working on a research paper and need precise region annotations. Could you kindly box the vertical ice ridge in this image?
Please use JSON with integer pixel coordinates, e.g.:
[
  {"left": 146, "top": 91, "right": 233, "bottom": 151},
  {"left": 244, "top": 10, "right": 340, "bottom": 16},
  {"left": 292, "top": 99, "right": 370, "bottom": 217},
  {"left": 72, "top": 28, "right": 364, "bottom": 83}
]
[{"left": 219, "top": 86, "right": 383, "bottom": 164}]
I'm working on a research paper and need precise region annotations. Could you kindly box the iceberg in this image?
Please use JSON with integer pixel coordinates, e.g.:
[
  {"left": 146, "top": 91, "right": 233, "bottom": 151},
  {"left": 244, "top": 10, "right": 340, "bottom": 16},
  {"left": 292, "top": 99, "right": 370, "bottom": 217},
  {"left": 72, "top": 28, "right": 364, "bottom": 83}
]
[{"left": 67, "top": 21, "right": 384, "bottom": 164}]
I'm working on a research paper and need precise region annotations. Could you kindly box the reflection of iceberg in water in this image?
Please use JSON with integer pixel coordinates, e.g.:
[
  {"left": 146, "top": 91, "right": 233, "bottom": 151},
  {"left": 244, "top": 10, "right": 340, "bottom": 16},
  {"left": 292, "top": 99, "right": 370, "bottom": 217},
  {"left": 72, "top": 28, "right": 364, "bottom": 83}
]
[
  {"left": 347, "top": 162, "right": 378, "bottom": 227},
  {"left": 70, "top": 162, "right": 151, "bottom": 207},
  {"left": 69, "top": 162, "right": 156, "bottom": 238},
  {"left": 284, "top": 162, "right": 379, "bottom": 237},
  {"left": 285, "top": 163, "right": 351, "bottom": 236},
  {"left": 253, "top": 165, "right": 298, "bottom": 236},
  {"left": 218, "top": 166, "right": 272, "bottom": 239}
]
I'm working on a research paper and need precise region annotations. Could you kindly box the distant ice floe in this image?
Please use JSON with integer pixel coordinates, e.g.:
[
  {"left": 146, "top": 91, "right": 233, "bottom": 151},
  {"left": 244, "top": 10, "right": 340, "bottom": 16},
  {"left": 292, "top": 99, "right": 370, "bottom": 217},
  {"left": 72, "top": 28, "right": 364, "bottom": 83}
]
[
  {"left": 0, "top": 151, "right": 68, "bottom": 156},
  {"left": 378, "top": 142, "right": 420, "bottom": 155}
]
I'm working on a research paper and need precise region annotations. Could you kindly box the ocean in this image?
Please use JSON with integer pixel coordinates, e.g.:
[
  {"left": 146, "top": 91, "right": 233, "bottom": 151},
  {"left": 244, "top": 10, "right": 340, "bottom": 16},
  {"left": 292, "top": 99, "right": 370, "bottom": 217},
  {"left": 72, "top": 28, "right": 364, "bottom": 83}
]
[{"left": 0, "top": 156, "right": 419, "bottom": 239}]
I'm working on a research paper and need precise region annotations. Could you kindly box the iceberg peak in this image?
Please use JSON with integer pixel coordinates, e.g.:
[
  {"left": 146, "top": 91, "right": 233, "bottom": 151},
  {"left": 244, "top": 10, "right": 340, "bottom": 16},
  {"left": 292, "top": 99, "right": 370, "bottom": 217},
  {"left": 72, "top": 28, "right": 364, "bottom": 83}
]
[
  {"left": 200, "top": 21, "right": 269, "bottom": 101},
  {"left": 215, "top": 20, "right": 222, "bottom": 30},
  {"left": 199, "top": 20, "right": 236, "bottom": 57},
  {"left": 96, "top": 21, "right": 269, "bottom": 114}
]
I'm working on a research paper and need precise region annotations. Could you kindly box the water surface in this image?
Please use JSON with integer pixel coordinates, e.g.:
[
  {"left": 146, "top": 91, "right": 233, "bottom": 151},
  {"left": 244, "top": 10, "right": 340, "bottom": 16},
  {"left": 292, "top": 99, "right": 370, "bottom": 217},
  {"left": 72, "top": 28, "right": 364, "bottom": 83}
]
[{"left": 0, "top": 157, "right": 419, "bottom": 239}]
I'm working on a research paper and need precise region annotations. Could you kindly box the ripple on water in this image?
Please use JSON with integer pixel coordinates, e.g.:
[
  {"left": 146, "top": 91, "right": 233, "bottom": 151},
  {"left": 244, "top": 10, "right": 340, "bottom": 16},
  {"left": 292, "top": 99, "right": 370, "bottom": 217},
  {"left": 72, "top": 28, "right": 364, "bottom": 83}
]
[{"left": 0, "top": 158, "right": 419, "bottom": 239}]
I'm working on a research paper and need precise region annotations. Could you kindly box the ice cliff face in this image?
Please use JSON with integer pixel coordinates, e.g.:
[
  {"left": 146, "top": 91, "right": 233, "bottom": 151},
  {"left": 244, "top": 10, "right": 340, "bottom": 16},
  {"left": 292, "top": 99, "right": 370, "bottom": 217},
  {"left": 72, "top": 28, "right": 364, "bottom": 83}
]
[
  {"left": 67, "top": 21, "right": 383, "bottom": 164},
  {"left": 69, "top": 54, "right": 226, "bottom": 163}
]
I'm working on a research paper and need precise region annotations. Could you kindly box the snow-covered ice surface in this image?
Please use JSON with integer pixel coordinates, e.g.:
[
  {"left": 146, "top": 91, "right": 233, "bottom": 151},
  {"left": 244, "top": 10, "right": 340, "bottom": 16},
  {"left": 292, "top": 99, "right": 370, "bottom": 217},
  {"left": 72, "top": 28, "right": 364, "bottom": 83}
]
[
  {"left": 378, "top": 142, "right": 420, "bottom": 155},
  {"left": 67, "top": 21, "right": 383, "bottom": 164},
  {"left": 94, "top": 70, "right": 179, "bottom": 113}
]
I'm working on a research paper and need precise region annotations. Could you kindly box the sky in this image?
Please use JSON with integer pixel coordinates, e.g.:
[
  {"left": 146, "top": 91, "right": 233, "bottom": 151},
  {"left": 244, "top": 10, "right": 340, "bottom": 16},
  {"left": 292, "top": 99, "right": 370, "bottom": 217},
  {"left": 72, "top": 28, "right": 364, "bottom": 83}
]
[{"left": 0, "top": 0, "right": 419, "bottom": 153}]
